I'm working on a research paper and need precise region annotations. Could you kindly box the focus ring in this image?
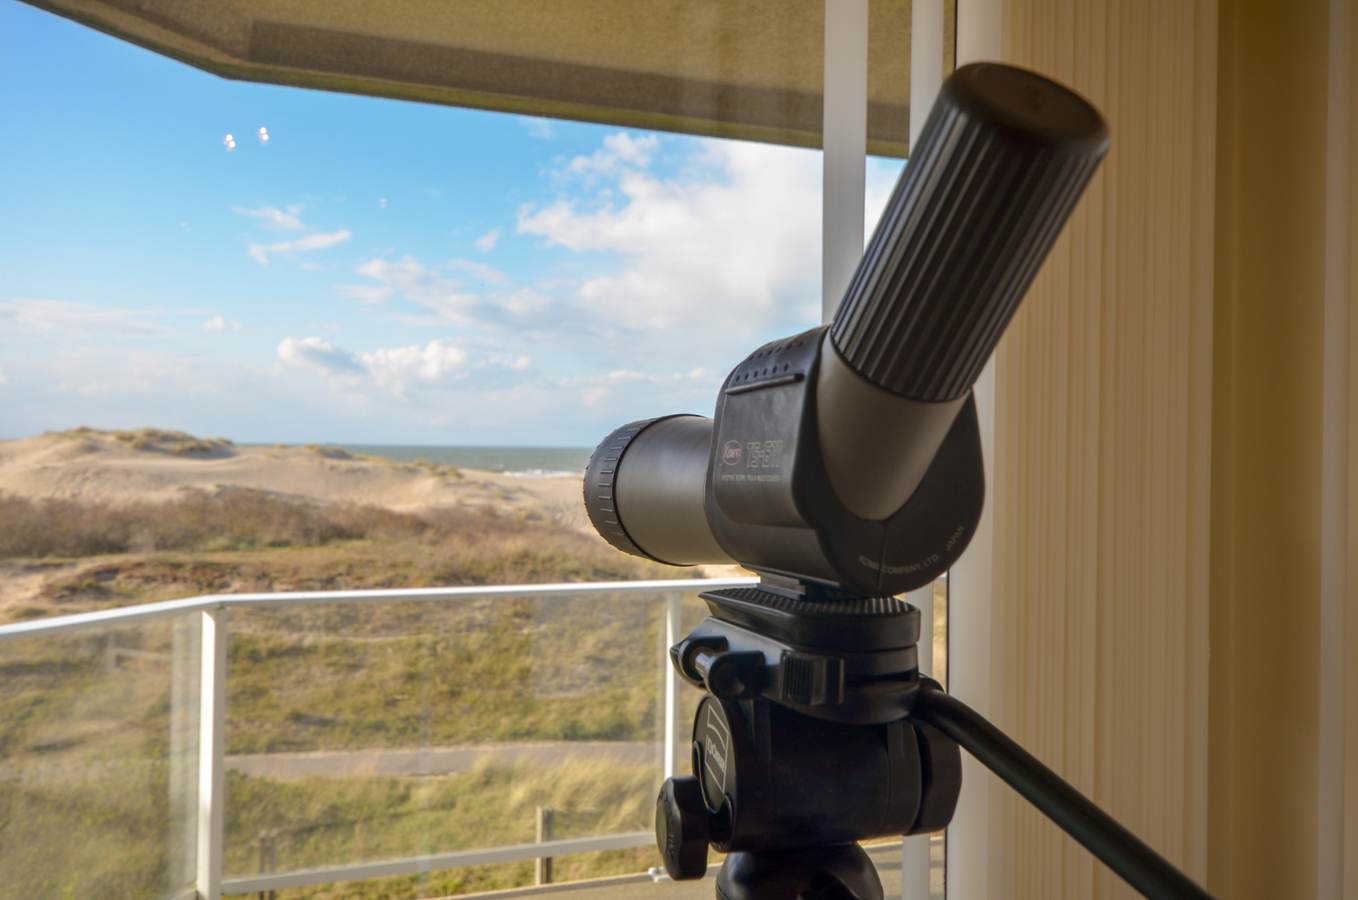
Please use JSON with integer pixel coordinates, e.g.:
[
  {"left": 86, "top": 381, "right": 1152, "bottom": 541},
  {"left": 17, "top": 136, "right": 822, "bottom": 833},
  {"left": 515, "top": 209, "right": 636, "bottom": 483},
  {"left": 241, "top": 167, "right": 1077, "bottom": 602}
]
[{"left": 582, "top": 418, "right": 659, "bottom": 561}]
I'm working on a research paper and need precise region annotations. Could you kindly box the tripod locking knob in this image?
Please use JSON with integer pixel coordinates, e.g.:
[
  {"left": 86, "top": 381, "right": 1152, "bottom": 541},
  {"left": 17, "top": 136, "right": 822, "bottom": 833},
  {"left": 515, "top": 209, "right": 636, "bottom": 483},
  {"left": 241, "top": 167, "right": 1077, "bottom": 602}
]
[{"left": 656, "top": 776, "right": 710, "bottom": 880}]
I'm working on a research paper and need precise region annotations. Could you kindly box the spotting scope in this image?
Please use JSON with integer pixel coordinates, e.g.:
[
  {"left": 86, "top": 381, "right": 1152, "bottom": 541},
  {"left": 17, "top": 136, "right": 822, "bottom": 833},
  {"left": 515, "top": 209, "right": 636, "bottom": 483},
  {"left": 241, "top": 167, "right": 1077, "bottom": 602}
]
[
  {"left": 583, "top": 64, "right": 1216, "bottom": 900},
  {"left": 584, "top": 63, "right": 1106, "bottom": 597}
]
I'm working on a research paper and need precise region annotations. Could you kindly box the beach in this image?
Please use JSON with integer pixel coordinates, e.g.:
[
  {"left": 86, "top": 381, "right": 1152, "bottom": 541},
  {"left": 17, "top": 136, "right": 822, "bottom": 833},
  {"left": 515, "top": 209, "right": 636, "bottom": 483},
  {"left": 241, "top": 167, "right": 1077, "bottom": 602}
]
[
  {"left": 0, "top": 428, "right": 591, "bottom": 527},
  {"left": 0, "top": 428, "right": 747, "bottom": 620}
]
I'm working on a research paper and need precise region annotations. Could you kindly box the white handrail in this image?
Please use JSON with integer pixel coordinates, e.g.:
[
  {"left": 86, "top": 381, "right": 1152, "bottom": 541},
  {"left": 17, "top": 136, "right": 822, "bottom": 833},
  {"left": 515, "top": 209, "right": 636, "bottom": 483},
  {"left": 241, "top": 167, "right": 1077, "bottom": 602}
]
[{"left": 0, "top": 577, "right": 758, "bottom": 643}]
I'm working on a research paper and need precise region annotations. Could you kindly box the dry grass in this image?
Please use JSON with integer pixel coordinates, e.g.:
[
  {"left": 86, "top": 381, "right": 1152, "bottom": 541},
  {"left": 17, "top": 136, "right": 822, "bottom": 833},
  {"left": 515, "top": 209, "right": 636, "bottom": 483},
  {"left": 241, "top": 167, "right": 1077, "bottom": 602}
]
[
  {"left": 0, "top": 490, "right": 390, "bottom": 558},
  {"left": 0, "top": 592, "right": 696, "bottom": 900},
  {"left": 0, "top": 478, "right": 699, "bottom": 899},
  {"left": 0, "top": 490, "right": 612, "bottom": 563},
  {"left": 227, "top": 755, "right": 660, "bottom": 890}
]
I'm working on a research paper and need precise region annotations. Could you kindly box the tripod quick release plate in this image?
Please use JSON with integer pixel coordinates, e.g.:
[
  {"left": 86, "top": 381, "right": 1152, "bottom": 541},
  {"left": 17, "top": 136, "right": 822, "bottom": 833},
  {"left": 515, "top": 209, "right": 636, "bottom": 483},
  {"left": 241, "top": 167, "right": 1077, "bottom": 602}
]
[{"left": 671, "top": 587, "right": 921, "bottom": 723}]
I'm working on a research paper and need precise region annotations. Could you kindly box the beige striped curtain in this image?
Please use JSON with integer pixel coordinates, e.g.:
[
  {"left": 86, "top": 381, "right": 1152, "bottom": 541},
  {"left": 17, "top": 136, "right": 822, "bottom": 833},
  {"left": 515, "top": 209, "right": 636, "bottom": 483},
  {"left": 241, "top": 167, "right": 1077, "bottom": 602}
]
[{"left": 974, "top": 1, "right": 1356, "bottom": 897}]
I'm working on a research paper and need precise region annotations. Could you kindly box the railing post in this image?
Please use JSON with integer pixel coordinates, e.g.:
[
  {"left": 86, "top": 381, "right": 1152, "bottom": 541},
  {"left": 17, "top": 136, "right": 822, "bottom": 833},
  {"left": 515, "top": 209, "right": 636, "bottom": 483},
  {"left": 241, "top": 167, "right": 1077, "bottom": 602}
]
[
  {"left": 664, "top": 592, "right": 684, "bottom": 779},
  {"left": 535, "top": 806, "right": 555, "bottom": 885},
  {"left": 170, "top": 615, "right": 202, "bottom": 893},
  {"left": 902, "top": 584, "right": 935, "bottom": 900},
  {"left": 197, "top": 608, "right": 227, "bottom": 900}
]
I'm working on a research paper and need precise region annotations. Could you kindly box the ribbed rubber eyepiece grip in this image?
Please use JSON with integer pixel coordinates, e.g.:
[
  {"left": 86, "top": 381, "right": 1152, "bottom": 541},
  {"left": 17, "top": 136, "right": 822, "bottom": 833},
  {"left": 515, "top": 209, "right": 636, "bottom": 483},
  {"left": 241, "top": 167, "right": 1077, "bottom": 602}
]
[{"left": 831, "top": 63, "right": 1109, "bottom": 401}]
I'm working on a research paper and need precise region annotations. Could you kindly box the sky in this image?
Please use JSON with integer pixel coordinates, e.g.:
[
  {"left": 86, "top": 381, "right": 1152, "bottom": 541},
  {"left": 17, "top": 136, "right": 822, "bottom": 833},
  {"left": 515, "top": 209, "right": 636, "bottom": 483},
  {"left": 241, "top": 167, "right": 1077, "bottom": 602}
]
[{"left": 0, "top": 1, "right": 905, "bottom": 447}]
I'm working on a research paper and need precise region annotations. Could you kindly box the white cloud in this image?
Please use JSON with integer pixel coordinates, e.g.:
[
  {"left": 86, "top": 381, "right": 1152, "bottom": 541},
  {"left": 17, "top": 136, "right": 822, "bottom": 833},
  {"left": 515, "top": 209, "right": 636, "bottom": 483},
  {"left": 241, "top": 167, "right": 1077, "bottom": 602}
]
[
  {"left": 0, "top": 365, "right": 7, "bottom": 384},
  {"left": 248, "top": 230, "right": 352, "bottom": 265},
  {"left": 340, "top": 255, "right": 550, "bottom": 327},
  {"left": 494, "top": 287, "right": 553, "bottom": 317},
  {"left": 234, "top": 203, "right": 351, "bottom": 264},
  {"left": 474, "top": 227, "right": 502, "bottom": 252},
  {"left": 277, "top": 336, "right": 365, "bottom": 376},
  {"left": 485, "top": 355, "right": 533, "bottom": 371},
  {"left": 3, "top": 345, "right": 251, "bottom": 402},
  {"left": 362, "top": 339, "right": 470, "bottom": 394},
  {"left": 520, "top": 117, "right": 556, "bottom": 140},
  {"left": 335, "top": 284, "right": 396, "bottom": 304},
  {"left": 233, "top": 204, "right": 308, "bottom": 230},
  {"left": 277, "top": 335, "right": 514, "bottom": 397},
  {"left": 346, "top": 256, "right": 472, "bottom": 320},
  {"left": 0, "top": 299, "right": 189, "bottom": 338},
  {"left": 517, "top": 135, "right": 822, "bottom": 342},
  {"left": 564, "top": 132, "right": 659, "bottom": 180},
  {"left": 202, "top": 315, "right": 241, "bottom": 332},
  {"left": 449, "top": 259, "right": 513, "bottom": 287},
  {"left": 551, "top": 366, "right": 719, "bottom": 409}
]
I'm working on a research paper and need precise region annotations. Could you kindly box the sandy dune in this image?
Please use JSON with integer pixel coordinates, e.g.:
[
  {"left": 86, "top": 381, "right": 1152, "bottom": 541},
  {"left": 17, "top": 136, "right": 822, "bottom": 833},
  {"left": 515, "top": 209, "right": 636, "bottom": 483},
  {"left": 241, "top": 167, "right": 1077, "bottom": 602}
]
[{"left": 0, "top": 429, "right": 589, "bottom": 528}]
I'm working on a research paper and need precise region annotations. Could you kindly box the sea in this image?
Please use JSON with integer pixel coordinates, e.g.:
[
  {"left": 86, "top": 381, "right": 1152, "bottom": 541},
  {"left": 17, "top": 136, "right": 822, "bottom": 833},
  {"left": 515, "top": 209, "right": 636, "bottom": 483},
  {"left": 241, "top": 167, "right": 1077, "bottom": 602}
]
[{"left": 339, "top": 445, "right": 592, "bottom": 478}]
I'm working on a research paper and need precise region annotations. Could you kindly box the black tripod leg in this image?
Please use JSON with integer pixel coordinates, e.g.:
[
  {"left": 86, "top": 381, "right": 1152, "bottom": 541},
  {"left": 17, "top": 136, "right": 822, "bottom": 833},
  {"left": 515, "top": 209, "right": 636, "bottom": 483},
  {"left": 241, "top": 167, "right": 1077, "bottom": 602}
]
[{"left": 910, "top": 679, "right": 1216, "bottom": 900}]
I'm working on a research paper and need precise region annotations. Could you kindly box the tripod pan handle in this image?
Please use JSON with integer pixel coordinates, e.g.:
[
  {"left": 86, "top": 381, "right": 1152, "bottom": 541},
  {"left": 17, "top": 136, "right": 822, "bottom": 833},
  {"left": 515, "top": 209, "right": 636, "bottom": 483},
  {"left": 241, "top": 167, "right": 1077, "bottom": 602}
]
[{"left": 910, "top": 679, "right": 1217, "bottom": 900}]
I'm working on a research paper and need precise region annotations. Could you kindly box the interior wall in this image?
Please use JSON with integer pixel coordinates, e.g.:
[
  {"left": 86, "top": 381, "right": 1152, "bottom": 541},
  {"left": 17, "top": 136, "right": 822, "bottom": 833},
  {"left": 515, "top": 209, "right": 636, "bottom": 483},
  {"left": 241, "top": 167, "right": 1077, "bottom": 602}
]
[
  {"left": 1208, "top": 1, "right": 1333, "bottom": 898},
  {"left": 1349, "top": 0, "right": 1358, "bottom": 888},
  {"left": 983, "top": 1, "right": 1218, "bottom": 897}
]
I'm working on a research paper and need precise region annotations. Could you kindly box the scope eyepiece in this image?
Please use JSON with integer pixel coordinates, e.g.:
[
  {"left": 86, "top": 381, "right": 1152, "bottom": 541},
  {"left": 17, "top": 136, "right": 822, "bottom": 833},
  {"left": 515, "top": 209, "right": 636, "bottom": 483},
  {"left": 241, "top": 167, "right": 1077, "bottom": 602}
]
[{"left": 830, "top": 62, "right": 1109, "bottom": 403}]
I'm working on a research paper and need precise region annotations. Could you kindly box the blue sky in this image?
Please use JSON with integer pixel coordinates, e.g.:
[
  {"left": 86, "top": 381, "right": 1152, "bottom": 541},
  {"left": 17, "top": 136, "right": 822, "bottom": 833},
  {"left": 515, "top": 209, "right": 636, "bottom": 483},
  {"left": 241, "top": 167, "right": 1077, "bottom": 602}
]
[{"left": 0, "top": 0, "right": 904, "bottom": 446}]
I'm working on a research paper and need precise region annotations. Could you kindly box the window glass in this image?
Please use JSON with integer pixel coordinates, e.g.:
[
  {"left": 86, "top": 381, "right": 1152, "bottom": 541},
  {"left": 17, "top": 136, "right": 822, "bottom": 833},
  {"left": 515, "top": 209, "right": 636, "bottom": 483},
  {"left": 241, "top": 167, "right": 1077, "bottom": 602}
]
[
  {"left": 0, "top": 0, "right": 911, "bottom": 446},
  {"left": 0, "top": 1, "right": 949, "bottom": 897}
]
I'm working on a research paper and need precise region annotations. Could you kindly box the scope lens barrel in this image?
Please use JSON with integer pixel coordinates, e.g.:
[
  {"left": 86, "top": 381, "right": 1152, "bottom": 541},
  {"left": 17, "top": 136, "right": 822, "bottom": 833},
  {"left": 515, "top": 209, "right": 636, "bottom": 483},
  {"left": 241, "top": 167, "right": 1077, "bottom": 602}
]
[
  {"left": 830, "top": 63, "right": 1109, "bottom": 402},
  {"left": 582, "top": 415, "right": 734, "bottom": 566}
]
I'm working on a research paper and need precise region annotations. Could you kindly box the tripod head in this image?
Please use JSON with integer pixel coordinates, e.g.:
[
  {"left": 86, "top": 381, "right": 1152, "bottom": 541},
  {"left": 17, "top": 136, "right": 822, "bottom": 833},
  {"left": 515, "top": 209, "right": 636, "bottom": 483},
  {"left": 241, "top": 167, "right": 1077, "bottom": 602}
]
[{"left": 575, "top": 64, "right": 1216, "bottom": 900}]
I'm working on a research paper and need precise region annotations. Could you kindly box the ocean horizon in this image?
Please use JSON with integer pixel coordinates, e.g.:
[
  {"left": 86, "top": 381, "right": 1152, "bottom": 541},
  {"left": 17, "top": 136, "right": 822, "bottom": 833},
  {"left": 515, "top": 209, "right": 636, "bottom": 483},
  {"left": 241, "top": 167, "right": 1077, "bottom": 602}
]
[{"left": 307, "top": 445, "right": 592, "bottom": 477}]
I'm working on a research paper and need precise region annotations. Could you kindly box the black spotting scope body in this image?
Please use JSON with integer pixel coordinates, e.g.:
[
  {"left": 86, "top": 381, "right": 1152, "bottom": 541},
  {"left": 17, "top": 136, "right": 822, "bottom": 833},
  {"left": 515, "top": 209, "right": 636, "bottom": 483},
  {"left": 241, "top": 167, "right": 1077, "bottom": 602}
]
[{"left": 584, "top": 62, "right": 1110, "bottom": 597}]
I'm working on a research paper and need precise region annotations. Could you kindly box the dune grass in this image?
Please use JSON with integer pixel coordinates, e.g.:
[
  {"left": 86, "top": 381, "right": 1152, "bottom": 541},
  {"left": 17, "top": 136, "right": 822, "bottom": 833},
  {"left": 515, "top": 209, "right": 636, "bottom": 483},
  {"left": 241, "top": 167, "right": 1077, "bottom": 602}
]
[
  {"left": 0, "top": 489, "right": 625, "bottom": 562},
  {"left": 1, "top": 489, "right": 686, "bottom": 624},
  {"left": 0, "top": 488, "right": 704, "bottom": 899},
  {"left": 227, "top": 756, "right": 661, "bottom": 890},
  {"left": 0, "top": 587, "right": 696, "bottom": 900},
  {"left": 224, "top": 590, "right": 667, "bottom": 754},
  {"left": 0, "top": 754, "right": 667, "bottom": 900}
]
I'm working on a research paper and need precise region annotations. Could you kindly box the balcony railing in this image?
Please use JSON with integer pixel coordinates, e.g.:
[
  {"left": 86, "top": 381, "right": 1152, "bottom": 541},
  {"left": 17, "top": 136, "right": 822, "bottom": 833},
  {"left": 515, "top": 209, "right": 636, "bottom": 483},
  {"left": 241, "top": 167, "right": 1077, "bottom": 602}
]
[
  {"left": 0, "top": 578, "right": 756, "bottom": 900},
  {"left": 1, "top": 577, "right": 946, "bottom": 900}
]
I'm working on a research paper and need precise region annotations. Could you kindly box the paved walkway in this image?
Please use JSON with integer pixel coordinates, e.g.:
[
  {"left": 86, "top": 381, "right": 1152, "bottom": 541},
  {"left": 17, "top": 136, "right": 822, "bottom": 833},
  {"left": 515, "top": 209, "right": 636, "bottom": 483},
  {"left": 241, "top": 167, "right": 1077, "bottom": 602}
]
[{"left": 226, "top": 741, "right": 656, "bottom": 780}]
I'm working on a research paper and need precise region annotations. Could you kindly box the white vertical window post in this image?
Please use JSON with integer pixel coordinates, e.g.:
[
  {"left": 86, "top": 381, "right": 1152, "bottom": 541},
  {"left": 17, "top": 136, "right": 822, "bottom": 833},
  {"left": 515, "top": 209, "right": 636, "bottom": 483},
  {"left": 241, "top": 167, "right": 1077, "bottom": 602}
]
[
  {"left": 197, "top": 608, "right": 228, "bottom": 900},
  {"left": 664, "top": 592, "right": 684, "bottom": 779},
  {"left": 897, "top": 5, "right": 945, "bottom": 898},
  {"left": 822, "top": 0, "right": 869, "bottom": 324},
  {"left": 946, "top": 4, "right": 1001, "bottom": 900}
]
